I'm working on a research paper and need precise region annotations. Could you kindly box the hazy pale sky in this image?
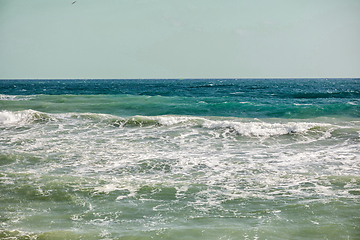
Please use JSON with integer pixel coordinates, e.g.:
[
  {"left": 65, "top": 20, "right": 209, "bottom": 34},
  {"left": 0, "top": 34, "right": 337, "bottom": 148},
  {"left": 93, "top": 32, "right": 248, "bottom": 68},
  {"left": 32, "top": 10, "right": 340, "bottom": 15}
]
[{"left": 1, "top": 0, "right": 359, "bottom": 79}]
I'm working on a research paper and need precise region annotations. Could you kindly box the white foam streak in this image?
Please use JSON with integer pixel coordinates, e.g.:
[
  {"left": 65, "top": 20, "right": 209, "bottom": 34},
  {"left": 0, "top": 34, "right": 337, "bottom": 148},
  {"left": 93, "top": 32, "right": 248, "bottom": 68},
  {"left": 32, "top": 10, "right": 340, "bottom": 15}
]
[
  {"left": 0, "top": 94, "right": 33, "bottom": 101},
  {"left": 202, "top": 119, "right": 325, "bottom": 137},
  {"left": 0, "top": 94, "right": 17, "bottom": 101},
  {"left": 153, "top": 115, "right": 197, "bottom": 126}
]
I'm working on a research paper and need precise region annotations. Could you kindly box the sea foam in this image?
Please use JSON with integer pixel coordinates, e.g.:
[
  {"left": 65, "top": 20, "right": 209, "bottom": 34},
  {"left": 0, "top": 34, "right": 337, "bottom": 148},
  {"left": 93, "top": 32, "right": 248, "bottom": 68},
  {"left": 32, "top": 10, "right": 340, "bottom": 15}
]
[
  {"left": 201, "top": 119, "right": 327, "bottom": 137},
  {"left": 0, "top": 110, "right": 56, "bottom": 126}
]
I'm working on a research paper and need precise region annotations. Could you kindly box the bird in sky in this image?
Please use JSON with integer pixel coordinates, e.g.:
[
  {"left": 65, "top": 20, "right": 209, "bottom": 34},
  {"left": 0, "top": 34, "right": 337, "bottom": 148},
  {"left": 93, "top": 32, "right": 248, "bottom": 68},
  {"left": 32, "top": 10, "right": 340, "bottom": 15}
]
[{"left": 72, "top": 1, "right": 76, "bottom": 4}]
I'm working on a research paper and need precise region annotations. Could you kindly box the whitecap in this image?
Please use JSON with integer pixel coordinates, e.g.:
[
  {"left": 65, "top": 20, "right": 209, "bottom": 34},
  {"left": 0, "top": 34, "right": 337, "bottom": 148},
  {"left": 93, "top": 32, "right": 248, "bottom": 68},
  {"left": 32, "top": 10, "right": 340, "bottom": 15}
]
[
  {"left": 0, "top": 110, "right": 20, "bottom": 125},
  {"left": 201, "top": 119, "right": 326, "bottom": 137},
  {"left": 0, "top": 94, "right": 33, "bottom": 101},
  {"left": 0, "top": 110, "right": 57, "bottom": 126},
  {"left": 347, "top": 101, "right": 358, "bottom": 105}
]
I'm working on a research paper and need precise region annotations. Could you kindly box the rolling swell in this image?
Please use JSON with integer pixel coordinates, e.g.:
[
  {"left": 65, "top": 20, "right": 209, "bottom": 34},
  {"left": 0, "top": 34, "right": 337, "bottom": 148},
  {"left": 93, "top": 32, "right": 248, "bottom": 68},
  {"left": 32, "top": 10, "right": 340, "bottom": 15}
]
[
  {"left": 1, "top": 79, "right": 359, "bottom": 118},
  {"left": 1, "top": 110, "right": 354, "bottom": 140},
  {"left": 1, "top": 94, "right": 359, "bottom": 118}
]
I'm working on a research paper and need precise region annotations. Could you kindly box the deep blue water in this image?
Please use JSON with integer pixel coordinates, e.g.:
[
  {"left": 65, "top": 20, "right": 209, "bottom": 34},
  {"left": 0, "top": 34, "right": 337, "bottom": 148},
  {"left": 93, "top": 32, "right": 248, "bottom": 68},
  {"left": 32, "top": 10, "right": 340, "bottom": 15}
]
[{"left": 1, "top": 79, "right": 359, "bottom": 118}]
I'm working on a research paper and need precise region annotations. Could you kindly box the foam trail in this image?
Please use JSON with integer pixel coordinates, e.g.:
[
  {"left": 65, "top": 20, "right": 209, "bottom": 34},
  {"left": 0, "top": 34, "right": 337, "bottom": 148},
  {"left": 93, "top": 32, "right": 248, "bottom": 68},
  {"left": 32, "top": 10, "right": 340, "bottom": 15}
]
[{"left": 201, "top": 119, "right": 329, "bottom": 137}]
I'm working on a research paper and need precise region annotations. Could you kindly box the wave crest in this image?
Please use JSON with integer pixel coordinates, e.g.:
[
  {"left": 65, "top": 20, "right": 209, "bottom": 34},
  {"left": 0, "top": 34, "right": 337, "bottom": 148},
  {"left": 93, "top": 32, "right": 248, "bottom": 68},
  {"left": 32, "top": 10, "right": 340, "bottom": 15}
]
[
  {"left": 0, "top": 110, "right": 331, "bottom": 137},
  {"left": 202, "top": 119, "right": 327, "bottom": 137},
  {"left": 0, "top": 94, "right": 33, "bottom": 101},
  {"left": 0, "top": 110, "right": 56, "bottom": 126}
]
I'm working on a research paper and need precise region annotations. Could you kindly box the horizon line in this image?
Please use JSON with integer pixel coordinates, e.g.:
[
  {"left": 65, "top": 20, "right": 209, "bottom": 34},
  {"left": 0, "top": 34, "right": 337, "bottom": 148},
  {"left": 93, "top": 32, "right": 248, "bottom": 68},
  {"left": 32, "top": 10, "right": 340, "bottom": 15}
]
[{"left": 1, "top": 78, "right": 359, "bottom": 81}]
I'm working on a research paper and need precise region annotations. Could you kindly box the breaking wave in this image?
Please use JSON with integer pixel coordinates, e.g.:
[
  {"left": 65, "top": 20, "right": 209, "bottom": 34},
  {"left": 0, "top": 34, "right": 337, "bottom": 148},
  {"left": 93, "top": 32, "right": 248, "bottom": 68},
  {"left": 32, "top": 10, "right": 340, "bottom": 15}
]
[
  {"left": 0, "top": 110, "right": 57, "bottom": 126},
  {"left": 0, "top": 109, "right": 335, "bottom": 138}
]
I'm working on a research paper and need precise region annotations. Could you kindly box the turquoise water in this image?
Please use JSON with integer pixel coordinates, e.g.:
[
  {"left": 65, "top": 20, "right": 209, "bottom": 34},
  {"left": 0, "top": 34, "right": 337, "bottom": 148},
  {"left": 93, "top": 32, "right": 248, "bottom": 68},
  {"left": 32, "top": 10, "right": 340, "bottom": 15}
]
[{"left": 0, "top": 79, "right": 359, "bottom": 239}]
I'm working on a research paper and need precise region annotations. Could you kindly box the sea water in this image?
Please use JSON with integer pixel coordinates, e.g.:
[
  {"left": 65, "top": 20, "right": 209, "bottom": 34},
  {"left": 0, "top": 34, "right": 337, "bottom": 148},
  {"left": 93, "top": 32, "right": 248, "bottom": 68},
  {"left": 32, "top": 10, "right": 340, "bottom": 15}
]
[{"left": 0, "top": 79, "right": 359, "bottom": 239}]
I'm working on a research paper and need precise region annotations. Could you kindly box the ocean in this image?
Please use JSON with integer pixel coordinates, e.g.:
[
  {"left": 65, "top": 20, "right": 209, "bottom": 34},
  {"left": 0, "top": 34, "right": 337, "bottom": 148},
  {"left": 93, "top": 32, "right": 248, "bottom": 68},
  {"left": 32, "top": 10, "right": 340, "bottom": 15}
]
[{"left": 0, "top": 79, "right": 359, "bottom": 239}]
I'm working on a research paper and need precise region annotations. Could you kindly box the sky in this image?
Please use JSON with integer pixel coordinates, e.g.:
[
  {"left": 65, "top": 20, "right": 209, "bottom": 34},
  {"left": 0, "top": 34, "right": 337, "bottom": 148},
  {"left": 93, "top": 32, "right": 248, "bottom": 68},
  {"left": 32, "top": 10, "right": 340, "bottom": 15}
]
[{"left": 0, "top": 0, "right": 360, "bottom": 79}]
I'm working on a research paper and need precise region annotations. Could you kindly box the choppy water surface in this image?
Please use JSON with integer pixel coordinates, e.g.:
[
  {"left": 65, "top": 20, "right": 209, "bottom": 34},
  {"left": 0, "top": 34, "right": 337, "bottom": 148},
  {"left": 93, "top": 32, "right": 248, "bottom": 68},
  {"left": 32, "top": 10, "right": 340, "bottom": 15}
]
[{"left": 0, "top": 79, "right": 359, "bottom": 239}]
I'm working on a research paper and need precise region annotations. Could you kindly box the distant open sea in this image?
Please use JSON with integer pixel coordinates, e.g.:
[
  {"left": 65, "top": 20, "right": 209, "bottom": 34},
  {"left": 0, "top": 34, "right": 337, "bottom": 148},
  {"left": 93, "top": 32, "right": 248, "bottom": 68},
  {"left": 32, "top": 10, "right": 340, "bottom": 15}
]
[{"left": 1, "top": 79, "right": 359, "bottom": 239}]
